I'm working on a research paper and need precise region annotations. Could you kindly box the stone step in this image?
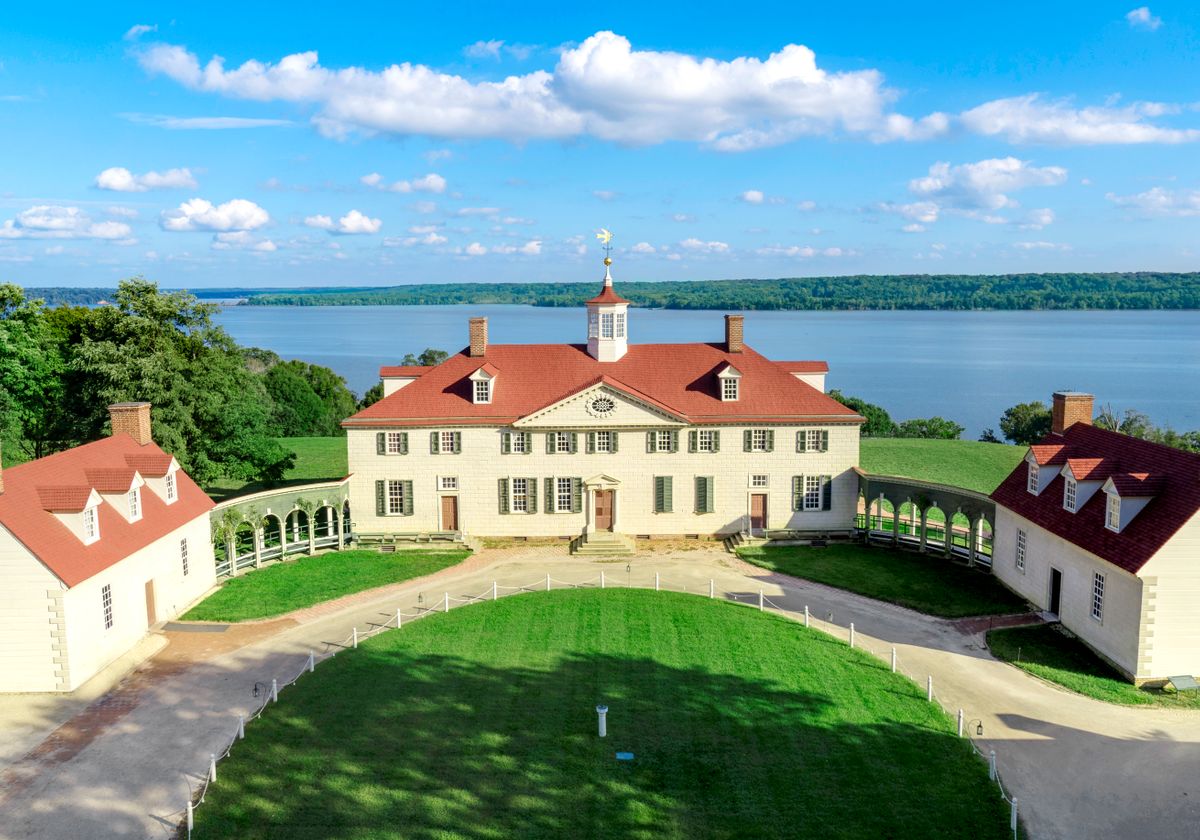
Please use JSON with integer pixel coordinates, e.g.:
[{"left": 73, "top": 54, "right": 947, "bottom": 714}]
[{"left": 571, "top": 533, "right": 637, "bottom": 556}]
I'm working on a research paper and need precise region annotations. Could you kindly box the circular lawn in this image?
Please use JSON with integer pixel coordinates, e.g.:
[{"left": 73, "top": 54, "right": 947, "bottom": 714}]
[{"left": 193, "top": 589, "right": 1012, "bottom": 839}]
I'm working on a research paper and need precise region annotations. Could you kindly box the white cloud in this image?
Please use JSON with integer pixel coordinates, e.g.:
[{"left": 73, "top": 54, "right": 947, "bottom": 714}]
[
  {"left": 464, "top": 242, "right": 487, "bottom": 256},
  {"left": 901, "top": 223, "right": 925, "bottom": 233},
  {"left": 593, "top": 190, "right": 618, "bottom": 201},
  {"left": 669, "top": 213, "right": 695, "bottom": 223},
  {"left": 121, "top": 112, "right": 293, "bottom": 130},
  {"left": 741, "top": 190, "right": 765, "bottom": 204},
  {"left": 457, "top": 206, "right": 500, "bottom": 216},
  {"left": 961, "top": 94, "right": 1198, "bottom": 145},
  {"left": 412, "top": 201, "right": 438, "bottom": 214},
  {"left": 464, "top": 40, "right": 505, "bottom": 60},
  {"left": 137, "top": 31, "right": 945, "bottom": 150},
  {"left": 424, "top": 149, "right": 452, "bottom": 163},
  {"left": 95, "top": 166, "right": 197, "bottom": 192},
  {"left": 879, "top": 201, "right": 940, "bottom": 224},
  {"left": 44, "top": 245, "right": 65, "bottom": 255},
  {"left": 1106, "top": 186, "right": 1200, "bottom": 216},
  {"left": 161, "top": 198, "right": 270, "bottom": 231},
  {"left": 0, "top": 205, "right": 132, "bottom": 240},
  {"left": 756, "top": 244, "right": 851, "bottom": 257},
  {"left": 212, "top": 230, "right": 278, "bottom": 251},
  {"left": 106, "top": 206, "right": 139, "bottom": 218},
  {"left": 679, "top": 237, "right": 730, "bottom": 253},
  {"left": 1126, "top": 7, "right": 1162, "bottom": 30},
  {"left": 305, "top": 209, "right": 382, "bottom": 235},
  {"left": 796, "top": 200, "right": 816, "bottom": 211},
  {"left": 362, "top": 171, "right": 446, "bottom": 193},
  {"left": 1013, "top": 241, "right": 1072, "bottom": 250},
  {"left": 123, "top": 24, "right": 157, "bottom": 41},
  {"left": 909, "top": 157, "right": 1067, "bottom": 210},
  {"left": 631, "top": 241, "right": 656, "bottom": 254},
  {"left": 1019, "top": 208, "right": 1056, "bottom": 229}
]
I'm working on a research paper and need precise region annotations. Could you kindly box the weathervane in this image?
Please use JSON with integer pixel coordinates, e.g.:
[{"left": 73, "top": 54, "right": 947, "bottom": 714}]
[{"left": 596, "top": 228, "right": 614, "bottom": 266}]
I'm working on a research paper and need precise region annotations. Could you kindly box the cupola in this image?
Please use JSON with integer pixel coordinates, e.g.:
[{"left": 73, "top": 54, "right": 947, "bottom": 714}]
[{"left": 586, "top": 228, "right": 630, "bottom": 362}]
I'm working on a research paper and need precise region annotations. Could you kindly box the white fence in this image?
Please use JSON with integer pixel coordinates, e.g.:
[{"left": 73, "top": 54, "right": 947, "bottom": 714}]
[{"left": 179, "top": 570, "right": 1024, "bottom": 839}]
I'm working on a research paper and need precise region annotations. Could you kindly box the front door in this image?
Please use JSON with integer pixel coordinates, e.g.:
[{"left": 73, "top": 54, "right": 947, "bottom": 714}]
[
  {"left": 594, "top": 489, "right": 614, "bottom": 531},
  {"left": 144, "top": 579, "right": 156, "bottom": 626},
  {"left": 750, "top": 494, "right": 768, "bottom": 534},
  {"left": 1048, "top": 567, "right": 1063, "bottom": 616},
  {"left": 441, "top": 496, "right": 459, "bottom": 531}
]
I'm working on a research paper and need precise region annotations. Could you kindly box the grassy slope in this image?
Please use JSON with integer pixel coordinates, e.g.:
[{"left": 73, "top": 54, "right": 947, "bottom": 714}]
[
  {"left": 738, "top": 544, "right": 1027, "bottom": 618},
  {"left": 193, "top": 590, "right": 1013, "bottom": 840},
  {"left": 204, "top": 436, "right": 348, "bottom": 500},
  {"left": 860, "top": 438, "right": 1025, "bottom": 494},
  {"left": 987, "top": 625, "right": 1200, "bottom": 709},
  {"left": 182, "top": 549, "right": 469, "bottom": 622}
]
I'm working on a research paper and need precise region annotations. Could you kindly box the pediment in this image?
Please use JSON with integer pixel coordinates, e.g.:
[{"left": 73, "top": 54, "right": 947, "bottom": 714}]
[
  {"left": 584, "top": 473, "right": 621, "bottom": 487},
  {"left": 514, "top": 382, "right": 686, "bottom": 428}
]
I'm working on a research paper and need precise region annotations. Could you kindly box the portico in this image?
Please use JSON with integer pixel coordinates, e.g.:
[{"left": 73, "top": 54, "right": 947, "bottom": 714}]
[{"left": 583, "top": 474, "right": 621, "bottom": 535}]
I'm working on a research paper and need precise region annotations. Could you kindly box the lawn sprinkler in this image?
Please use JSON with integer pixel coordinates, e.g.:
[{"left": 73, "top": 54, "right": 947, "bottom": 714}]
[{"left": 596, "top": 704, "right": 608, "bottom": 738}]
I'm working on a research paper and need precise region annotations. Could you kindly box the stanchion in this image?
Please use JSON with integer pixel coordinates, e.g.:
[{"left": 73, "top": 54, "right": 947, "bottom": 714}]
[
  {"left": 271, "top": 678, "right": 278, "bottom": 703},
  {"left": 187, "top": 800, "right": 194, "bottom": 833},
  {"left": 444, "top": 592, "right": 450, "bottom": 612},
  {"left": 209, "top": 753, "right": 217, "bottom": 782},
  {"left": 546, "top": 574, "right": 551, "bottom": 592},
  {"left": 352, "top": 627, "right": 358, "bottom": 649},
  {"left": 492, "top": 580, "right": 498, "bottom": 601},
  {"left": 804, "top": 605, "right": 810, "bottom": 627},
  {"left": 601, "top": 571, "right": 605, "bottom": 589},
  {"left": 989, "top": 749, "right": 997, "bottom": 781},
  {"left": 396, "top": 609, "right": 402, "bottom": 629},
  {"left": 709, "top": 579, "right": 714, "bottom": 599},
  {"left": 926, "top": 675, "right": 933, "bottom": 702},
  {"left": 957, "top": 708, "right": 964, "bottom": 737},
  {"left": 758, "top": 590, "right": 764, "bottom": 611},
  {"left": 849, "top": 623, "right": 855, "bottom": 649},
  {"left": 891, "top": 647, "right": 897, "bottom": 673},
  {"left": 1010, "top": 797, "right": 1018, "bottom": 838},
  {"left": 655, "top": 572, "right": 660, "bottom": 591},
  {"left": 308, "top": 650, "right": 315, "bottom": 672},
  {"left": 237, "top": 715, "right": 245, "bottom": 740}
]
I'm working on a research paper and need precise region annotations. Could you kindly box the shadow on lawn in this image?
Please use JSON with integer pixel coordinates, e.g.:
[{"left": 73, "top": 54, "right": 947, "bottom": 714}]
[{"left": 190, "top": 641, "right": 1012, "bottom": 839}]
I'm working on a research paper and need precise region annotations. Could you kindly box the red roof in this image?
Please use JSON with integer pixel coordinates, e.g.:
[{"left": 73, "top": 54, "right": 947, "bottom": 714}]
[
  {"left": 992, "top": 423, "right": 1200, "bottom": 574},
  {"left": 124, "top": 453, "right": 175, "bottom": 477},
  {"left": 379, "top": 365, "right": 433, "bottom": 378},
  {"left": 775, "top": 361, "right": 830, "bottom": 373},
  {"left": 585, "top": 278, "right": 631, "bottom": 305},
  {"left": 1064, "top": 457, "right": 1115, "bottom": 481},
  {"left": 0, "top": 435, "right": 213, "bottom": 587},
  {"left": 84, "top": 467, "right": 138, "bottom": 493},
  {"left": 1029, "top": 443, "right": 1069, "bottom": 465},
  {"left": 346, "top": 342, "right": 862, "bottom": 427}
]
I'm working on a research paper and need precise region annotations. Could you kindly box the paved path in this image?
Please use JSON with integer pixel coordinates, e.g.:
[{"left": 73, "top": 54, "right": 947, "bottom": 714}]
[{"left": 1, "top": 545, "right": 1197, "bottom": 840}]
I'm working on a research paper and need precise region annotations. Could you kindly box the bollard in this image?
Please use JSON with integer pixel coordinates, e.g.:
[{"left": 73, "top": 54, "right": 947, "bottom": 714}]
[
  {"left": 1010, "top": 797, "right": 1018, "bottom": 837},
  {"left": 957, "top": 708, "right": 964, "bottom": 738},
  {"left": 546, "top": 574, "right": 551, "bottom": 592},
  {"left": 709, "top": 579, "right": 714, "bottom": 599},
  {"left": 237, "top": 715, "right": 245, "bottom": 740},
  {"left": 492, "top": 580, "right": 498, "bottom": 601},
  {"left": 209, "top": 753, "right": 217, "bottom": 783},
  {"left": 352, "top": 627, "right": 358, "bottom": 649},
  {"left": 758, "top": 590, "right": 764, "bottom": 611},
  {"left": 849, "top": 623, "right": 855, "bottom": 649},
  {"left": 989, "top": 749, "right": 997, "bottom": 781},
  {"left": 804, "top": 605, "right": 810, "bottom": 628},
  {"left": 308, "top": 651, "right": 315, "bottom": 673},
  {"left": 444, "top": 592, "right": 450, "bottom": 613},
  {"left": 655, "top": 572, "right": 660, "bottom": 591},
  {"left": 396, "top": 609, "right": 402, "bottom": 629},
  {"left": 601, "top": 571, "right": 605, "bottom": 589},
  {"left": 271, "top": 678, "right": 279, "bottom": 703},
  {"left": 187, "top": 800, "right": 194, "bottom": 832},
  {"left": 596, "top": 704, "right": 608, "bottom": 738},
  {"left": 891, "top": 646, "right": 897, "bottom": 674},
  {"left": 926, "top": 675, "right": 933, "bottom": 702}
]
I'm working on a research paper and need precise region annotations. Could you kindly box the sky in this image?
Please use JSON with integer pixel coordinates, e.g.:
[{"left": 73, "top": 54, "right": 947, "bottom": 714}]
[{"left": 2, "top": 2, "right": 1200, "bottom": 288}]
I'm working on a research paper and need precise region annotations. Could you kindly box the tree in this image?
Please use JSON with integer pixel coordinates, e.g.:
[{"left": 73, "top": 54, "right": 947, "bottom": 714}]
[
  {"left": 998, "top": 401, "right": 1052, "bottom": 445},
  {"left": 401, "top": 348, "right": 450, "bottom": 366},
  {"left": 358, "top": 382, "right": 384, "bottom": 410},
  {"left": 265, "top": 364, "right": 328, "bottom": 437},
  {"left": 828, "top": 390, "right": 897, "bottom": 437},
  {"left": 978, "top": 428, "right": 1002, "bottom": 443},
  {"left": 896, "top": 417, "right": 965, "bottom": 439},
  {"left": 0, "top": 285, "right": 68, "bottom": 458},
  {"left": 1094, "top": 404, "right": 1152, "bottom": 438}
]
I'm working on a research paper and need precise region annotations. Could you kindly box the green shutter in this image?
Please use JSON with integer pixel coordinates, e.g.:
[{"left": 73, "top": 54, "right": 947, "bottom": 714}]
[
  {"left": 822, "top": 475, "right": 833, "bottom": 511},
  {"left": 571, "top": 478, "right": 583, "bottom": 514},
  {"left": 502, "top": 432, "right": 512, "bottom": 454},
  {"left": 663, "top": 476, "right": 673, "bottom": 513},
  {"left": 766, "top": 430, "right": 775, "bottom": 452},
  {"left": 647, "top": 432, "right": 655, "bottom": 453},
  {"left": 498, "top": 479, "right": 509, "bottom": 514},
  {"left": 430, "top": 431, "right": 439, "bottom": 454},
  {"left": 527, "top": 477, "right": 538, "bottom": 513},
  {"left": 546, "top": 433, "right": 555, "bottom": 454},
  {"left": 655, "top": 476, "right": 673, "bottom": 513},
  {"left": 712, "top": 430, "right": 720, "bottom": 453},
  {"left": 569, "top": 433, "right": 578, "bottom": 454},
  {"left": 399, "top": 433, "right": 408, "bottom": 455},
  {"left": 792, "top": 476, "right": 803, "bottom": 512},
  {"left": 744, "top": 430, "right": 752, "bottom": 452},
  {"left": 586, "top": 432, "right": 596, "bottom": 454},
  {"left": 545, "top": 478, "right": 554, "bottom": 513},
  {"left": 523, "top": 432, "right": 533, "bottom": 454},
  {"left": 376, "top": 433, "right": 386, "bottom": 455},
  {"left": 688, "top": 430, "right": 698, "bottom": 453},
  {"left": 453, "top": 432, "right": 462, "bottom": 454},
  {"left": 375, "top": 480, "right": 386, "bottom": 515},
  {"left": 402, "top": 480, "right": 414, "bottom": 516},
  {"left": 796, "top": 430, "right": 807, "bottom": 453},
  {"left": 695, "top": 476, "right": 713, "bottom": 514},
  {"left": 820, "top": 430, "right": 830, "bottom": 452},
  {"left": 670, "top": 431, "right": 679, "bottom": 453},
  {"left": 611, "top": 432, "right": 619, "bottom": 453}
]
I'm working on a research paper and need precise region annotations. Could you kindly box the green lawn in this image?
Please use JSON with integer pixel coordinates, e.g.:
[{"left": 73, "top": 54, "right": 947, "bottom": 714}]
[
  {"left": 205, "top": 436, "right": 348, "bottom": 500},
  {"left": 192, "top": 590, "right": 1014, "bottom": 840},
  {"left": 182, "top": 549, "right": 470, "bottom": 622},
  {"left": 860, "top": 438, "right": 1025, "bottom": 494},
  {"left": 738, "top": 543, "right": 1028, "bottom": 618},
  {"left": 987, "top": 624, "right": 1200, "bottom": 709}
]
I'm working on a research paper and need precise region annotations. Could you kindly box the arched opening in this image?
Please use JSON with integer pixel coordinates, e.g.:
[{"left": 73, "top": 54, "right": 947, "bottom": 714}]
[
  {"left": 233, "top": 521, "right": 256, "bottom": 571},
  {"left": 898, "top": 501, "right": 920, "bottom": 540},
  {"left": 950, "top": 512, "right": 972, "bottom": 553},
  {"left": 855, "top": 492, "right": 868, "bottom": 530},
  {"left": 314, "top": 506, "right": 334, "bottom": 539},
  {"left": 872, "top": 497, "right": 895, "bottom": 536},
  {"left": 924, "top": 506, "right": 946, "bottom": 548},
  {"left": 978, "top": 518, "right": 994, "bottom": 558},
  {"left": 286, "top": 509, "right": 309, "bottom": 548},
  {"left": 261, "top": 514, "right": 283, "bottom": 561}
]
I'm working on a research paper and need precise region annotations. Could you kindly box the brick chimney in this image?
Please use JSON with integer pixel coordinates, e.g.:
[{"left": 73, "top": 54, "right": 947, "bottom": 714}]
[
  {"left": 724, "top": 314, "right": 744, "bottom": 353},
  {"left": 468, "top": 317, "right": 488, "bottom": 357},
  {"left": 109, "top": 402, "right": 153, "bottom": 446},
  {"left": 1051, "top": 392, "right": 1093, "bottom": 436}
]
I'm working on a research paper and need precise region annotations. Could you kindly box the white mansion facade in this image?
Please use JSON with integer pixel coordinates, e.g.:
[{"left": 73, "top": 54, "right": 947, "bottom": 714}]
[{"left": 343, "top": 264, "right": 864, "bottom": 543}]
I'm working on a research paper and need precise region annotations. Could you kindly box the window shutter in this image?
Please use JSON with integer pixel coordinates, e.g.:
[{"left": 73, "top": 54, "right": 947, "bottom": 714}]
[
  {"left": 586, "top": 432, "right": 596, "bottom": 454},
  {"left": 546, "top": 433, "right": 554, "bottom": 454},
  {"left": 399, "top": 433, "right": 408, "bottom": 455},
  {"left": 523, "top": 432, "right": 533, "bottom": 454},
  {"left": 569, "top": 433, "right": 578, "bottom": 454},
  {"left": 527, "top": 477, "right": 538, "bottom": 512},
  {"left": 670, "top": 431, "right": 679, "bottom": 453},
  {"left": 820, "top": 430, "right": 830, "bottom": 453},
  {"left": 654, "top": 477, "right": 664, "bottom": 513},
  {"left": 430, "top": 431, "right": 439, "bottom": 454},
  {"left": 792, "top": 476, "right": 803, "bottom": 512},
  {"left": 713, "top": 431, "right": 720, "bottom": 452},
  {"left": 376, "top": 433, "right": 386, "bottom": 455},
  {"left": 663, "top": 476, "right": 673, "bottom": 513},
  {"left": 688, "top": 430, "right": 698, "bottom": 453},
  {"left": 744, "top": 430, "right": 752, "bottom": 452},
  {"left": 544, "top": 478, "right": 554, "bottom": 513},
  {"left": 402, "top": 481, "right": 414, "bottom": 516},
  {"left": 822, "top": 475, "right": 832, "bottom": 511},
  {"left": 611, "top": 432, "right": 619, "bottom": 453},
  {"left": 796, "top": 431, "right": 807, "bottom": 453},
  {"left": 695, "top": 476, "right": 713, "bottom": 514},
  {"left": 502, "top": 432, "right": 512, "bottom": 454},
  {"left": 498, "top": 479, "right": 509, "bottom": 514},
  {"left": 375, "top": 480, "right": 386, "bottom": 515},
  {"left": 766, "top": 430, "right": 775, "bottom": 452},
  {"left": 453, "top": 432, "right": 462, "bottom": 454},
  {"left": 647, "top": 432, "right": 655, "bottom": 453},
  {"left": 571, "top": 478, "right": 583, "bottom": 513}
]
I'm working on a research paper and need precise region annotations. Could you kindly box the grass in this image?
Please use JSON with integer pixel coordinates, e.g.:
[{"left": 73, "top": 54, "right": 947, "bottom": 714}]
[
  {"left": 738, "top": 543, "right": 1027, "bottom": 618},
  {"left": 182, "top": 549, "right": 470, "bottom": 622},
  {"left": 192, "top": 589, "right": 1014, "bottom": 840},
  {"left": 205, "top": 436, "right": 348, "bottom": 500},
  {"left": 860, "top": 438, "right": 1025, "bottom": 494},
  {"left": 987, "top": 624, "right": 1200, "bottom": 709}
]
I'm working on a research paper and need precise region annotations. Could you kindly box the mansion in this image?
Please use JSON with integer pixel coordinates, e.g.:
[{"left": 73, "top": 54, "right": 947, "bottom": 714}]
[{"left": 343, "top": 262, "right": 865, "bottom": 547}]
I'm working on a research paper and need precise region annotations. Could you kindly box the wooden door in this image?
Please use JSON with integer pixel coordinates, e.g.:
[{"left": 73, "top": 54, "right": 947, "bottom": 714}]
[
  {"left": 144, "top": 579, "right": 156, "bottom": 626},
  {"left": 750, "top": 494, "right": 768, "bottom": 534},
  {"left": 595, "top": 490, "right": 613, "bottom": 531},
  {"left": 441, "top": 496, "right": 459, "bottom": 531}
]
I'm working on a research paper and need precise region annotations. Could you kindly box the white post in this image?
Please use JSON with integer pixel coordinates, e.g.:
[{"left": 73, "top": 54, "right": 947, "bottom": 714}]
[
  {"left": 237, "top": 715, "right": 245, "bottom": 740},
  {"left": 927, "top": 675, "right": 933, "bottom": 702},
  {"left": 209, "top": 753, "right": 217, "bottom": 783},
  {"left": 655, "top": 572, "right": 660, "bottom": 591},
  {"left": 271, "top": 678, "right": 278, "bottom": 702},
  {"left": 352, "top": 627, "right": 358, "bottom": 649},
  {"left": 600, "top": 571, "right": 605, "bottom": 589},
  {"left": 804, "top": 605, "right": 810, "bottom": 627},
  {"left": 492, "top": 580, "right": 498, "bottom": 601},
  {"left": 546, "top": 574, "right": 551, "bottom": 592},
  {"left": 957, "top": 708, "right": 964, "bottom": 737},
  {"left": 989, "top": 749, "right": 997, "bottom": 781},
  {"left": 308, "top": 651, "right": 315, "bottom": 673},
  {"left": 758, "top": 590, "right": 764, "bottom": 611},
  {"left": 596, "top": 704, "right": 608, "bottom": 738},
  {"left": 187, "top": 800, "right": 194, "bottom": 833},
  {"left": 709, "top": 579, "right": 714, "bottom": 599},
  {"left": 891, "top": 647, "right": 897, "bottom": 673},
  {"left": 444, "top": 592, "right": 450, "bottom": 612},
  {"left": 1010, "top": 797, "right": 1018, "bottom": 837},
  {"left": 849, "top": 623, "right": 855, "bottom": 649},
  {"left": 396, "top": 609, "right": 402, "bottom": 629}
]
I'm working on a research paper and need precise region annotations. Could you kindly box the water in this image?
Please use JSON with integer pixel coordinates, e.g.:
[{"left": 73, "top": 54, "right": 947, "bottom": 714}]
[{"left": 214, "top": 305, "right": 1200, "bottom": 436}]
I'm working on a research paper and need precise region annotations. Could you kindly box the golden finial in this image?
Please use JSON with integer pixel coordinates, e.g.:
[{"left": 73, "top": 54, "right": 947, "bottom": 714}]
[{"left": 596, "top": 228, "right": 614, "bottom": 265}]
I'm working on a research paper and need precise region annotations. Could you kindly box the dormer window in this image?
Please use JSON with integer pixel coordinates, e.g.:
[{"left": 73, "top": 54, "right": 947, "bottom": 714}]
[
  {"left": 1063, "top": 477, "right": 1077, "bottom": 512},
  {"left": 164, "top": 471, "right": 177, "bottom": 503},
  {"left": 717, "top": 365, "right": 742, "bottom": 402},
  {"left": 82, "top": 505, "right": 100, "bottom": 544},
  {"left": 474, "top": 379, "right": 491, "bottom": 404},
  {"left": 468, "top": 364, "right": 497, "bottom": 405},
  {"left": 1106, "top": 493, "right": 1121, "bottom": 532},
  {"left": 128, "top": 487, "right": 141, "bottom": 521},
  {"left": 1026, "top": 462, "right": 1040, "bottom": 494}
]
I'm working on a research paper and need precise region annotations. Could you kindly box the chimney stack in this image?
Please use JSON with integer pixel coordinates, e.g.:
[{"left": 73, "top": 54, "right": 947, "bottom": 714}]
[
  {"left": 468, "top": 317, "right": 488, "bottom": 357},
  {"left": 109, "top": 402, "right": 153, "bottom": 446},
  {"left": 724, "top": 314, "right": 744, "bottom": 353},
  {"left": 1051, "top": 392, "right": 1093, "bottom": 436}
]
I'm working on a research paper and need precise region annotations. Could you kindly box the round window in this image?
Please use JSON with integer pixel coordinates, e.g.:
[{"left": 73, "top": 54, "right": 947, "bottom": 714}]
[{"left": 589, "top": 396, "right": 616, "bottom": 416}]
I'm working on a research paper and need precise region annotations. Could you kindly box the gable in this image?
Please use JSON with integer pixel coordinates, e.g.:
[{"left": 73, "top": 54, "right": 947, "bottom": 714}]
[{"left": 514, "top": 384, "right": 686, "bottom": 429}]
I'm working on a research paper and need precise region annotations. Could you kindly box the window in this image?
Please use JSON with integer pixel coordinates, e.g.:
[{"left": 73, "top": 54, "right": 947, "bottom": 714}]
[
  {"left": 1106, "top": 493, "right": 1121, "bottom": 531},
  {"left": 698, "top": 430, "right": 717, "bottom": 452},
  {"left": 180, "top": 538, "right": 189, "bottom": 577},
  {"left": 101, "top": 584, "right": 113, "bottom": 630},
  {"left": 798, "top": 429, "right": 828, "bottom": 453},
  {"left": 556, "top": 432, "right": 572, "bottom": 454},
  {"left": 722, "top": 378, "right": 739, "bottom": 401},
  {"left": 1027, "top": 462, "right": 1040, "bottom": 494},
  {"left": 510, "top": 432, "right": 527, "bottom": 454},
  {"left": 83, "top": 506, "right": 99, "bottom": 542},
  {"left": 387, "top": 480, "right": 407, "bottom": 515},
  {"left": 511, "top": 478, "right": 529, "bottom": 513},
  {"left": 1015, "top": 529, "right": 1026, "bottom": 572},
  {"left": 656, "top": 431, "right": 672, "bottom": 452},
  {"left": 803, "top": 475, "right": 822, "bottom": 511},
  {"left": 1063, "top": 477, "right": 1077, "bottom": 512},
  {"left": 1091, "top": 572, "right": 1105, "bottom": 621},
  {"left": 440, "top": 476, "right": 458, "bottom": 491},
  {"left": 588, "top": 311, "right": 599, "bottom": 339},
  {"left": 128, "top": 488, "right": 141, "bottom": 520},
  {"left": 441, "top": 431, "right": 457, "bottom": 453},
  {"left": 601, "top": 312, "right": 614, "bottom": 338},
  {"left": 751, "top": 429, "right": 769, "bottom": 452},
  {"left": 556, "top": 478, "right": 573, "bottom": 513},
  {"left": 386, "top": 432, "right": 407, "bottom": 454},
  {"left": 474, "top": 379, "right": 491, "bottom": 404},
  {"left": 164, "top": 471, "right": 177, "bottom": 502},
  {"left": 615, "top": 312, "right": 626, "bottom": 338},
  {"left": 750, "top": 474, "right": 769, "bottom": 488},
  {"left": 595, "top": 431, "right": 612, "bottom": 453}
]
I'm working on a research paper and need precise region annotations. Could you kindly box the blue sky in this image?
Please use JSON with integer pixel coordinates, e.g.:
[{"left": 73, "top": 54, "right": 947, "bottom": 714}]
[{"left": 2, "top": 2, "right": 1199, "bottom": 288}]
